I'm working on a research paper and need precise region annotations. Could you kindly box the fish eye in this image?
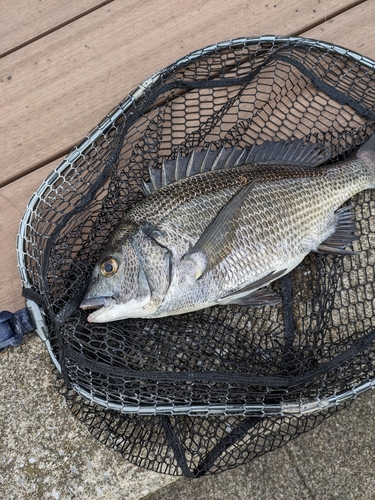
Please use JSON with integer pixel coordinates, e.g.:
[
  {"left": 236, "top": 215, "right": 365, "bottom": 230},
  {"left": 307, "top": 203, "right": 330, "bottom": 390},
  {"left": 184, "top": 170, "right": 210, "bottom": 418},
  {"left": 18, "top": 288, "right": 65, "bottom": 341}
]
[{"left": 100, "top": 257, "right": 119, "bottom": 277}]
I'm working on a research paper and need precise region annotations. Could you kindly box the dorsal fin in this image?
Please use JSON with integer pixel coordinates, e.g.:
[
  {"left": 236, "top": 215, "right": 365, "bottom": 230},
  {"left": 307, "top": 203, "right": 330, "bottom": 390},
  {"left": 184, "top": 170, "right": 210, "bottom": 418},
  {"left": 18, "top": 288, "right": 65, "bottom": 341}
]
[
  {"left": 147, "top": 163, "right": 162, "bottom": 192},
  {"left": 161, "top": 157, "right": 174, "bottom": 186},
  {"left": 185, "top": 149, "right": 201, "bottom": 177},
  {"left": 243, "top": 139, "right": 330, "bottom": 167},
  {"left": 175, "top": 150, "right": 190, "bottom": 180},
  {"left": 142, "top": 140, "right": 330, "bottom": 195}
]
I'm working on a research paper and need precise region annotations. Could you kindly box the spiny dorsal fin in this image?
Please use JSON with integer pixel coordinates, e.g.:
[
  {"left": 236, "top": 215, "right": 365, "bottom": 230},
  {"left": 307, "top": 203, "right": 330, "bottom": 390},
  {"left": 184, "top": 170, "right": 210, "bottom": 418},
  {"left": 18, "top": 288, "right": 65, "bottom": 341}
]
[
  {"left": 198, "top": 149, "right": 215, "bottom": 174},
  {"left": 161, "top": 157, "right": 174, "bottom": 186},
  {"left": 185, "top": 149, "right": 200, "bottom": 177},
  {"left": 147, "top": 163, "right": 162, "bottom": 192},
  {"left": 142, "top": 179, "right": 153, "bottom": 196},
  {"left": 175, "top": 151, "right": 190, "bottom": 181},
  {"left": 142, "top": 140, "right": 330, "bottom": 195}
]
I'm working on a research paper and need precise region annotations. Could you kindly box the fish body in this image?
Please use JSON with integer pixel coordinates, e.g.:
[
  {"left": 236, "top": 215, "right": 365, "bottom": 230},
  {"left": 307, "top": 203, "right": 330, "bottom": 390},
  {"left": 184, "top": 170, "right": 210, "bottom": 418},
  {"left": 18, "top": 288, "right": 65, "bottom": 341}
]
[{"left": 80, "top": 135, "right": 375, "bottom": 322}]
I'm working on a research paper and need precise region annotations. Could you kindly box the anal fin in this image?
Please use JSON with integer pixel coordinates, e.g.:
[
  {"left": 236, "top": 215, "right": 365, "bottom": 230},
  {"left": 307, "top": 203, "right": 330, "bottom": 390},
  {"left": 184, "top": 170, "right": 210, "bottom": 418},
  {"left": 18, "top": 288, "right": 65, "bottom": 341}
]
[
  {"left": 317, "top": 206, "right": 360, "bottom": 255},
  {"left": 223, "top": 287, "right": 281, "bottom": 307},
  {"left": 219, "top": 269, "right": 286, "bottom": 307}
]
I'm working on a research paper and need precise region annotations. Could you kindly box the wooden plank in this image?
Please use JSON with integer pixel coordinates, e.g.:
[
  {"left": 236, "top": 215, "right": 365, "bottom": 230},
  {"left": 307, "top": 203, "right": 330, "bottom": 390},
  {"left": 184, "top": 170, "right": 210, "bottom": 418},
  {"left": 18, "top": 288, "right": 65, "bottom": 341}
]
[
  {"left": 303, "top": 0, "right": 375, "bottom": 55},
  {"left": 0, "top": 0, "right": 113, "bottom": 56},
  {"left": 0, "top": 160, "right": 60, "bottom": 312},
  {"left": 1, "top": 1, "right": 375, "bottom": 314},
  {"left": 0, "top": 0, "right": 363, "bottom": 187}
]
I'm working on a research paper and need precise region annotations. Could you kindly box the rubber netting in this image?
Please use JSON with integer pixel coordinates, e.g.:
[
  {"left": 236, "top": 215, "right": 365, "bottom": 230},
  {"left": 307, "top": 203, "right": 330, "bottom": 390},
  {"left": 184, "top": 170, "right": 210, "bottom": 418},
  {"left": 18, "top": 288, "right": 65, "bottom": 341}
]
[{"left": 19, "top": 36, "right": 375, "bottom": 476}]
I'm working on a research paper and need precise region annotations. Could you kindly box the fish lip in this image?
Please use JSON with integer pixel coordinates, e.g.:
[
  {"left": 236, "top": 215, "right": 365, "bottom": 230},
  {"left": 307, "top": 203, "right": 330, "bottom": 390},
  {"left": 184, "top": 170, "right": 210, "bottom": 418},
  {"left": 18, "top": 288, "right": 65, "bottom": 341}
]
[
  {"left": 87, "top": 305, "right": 113, "bottom": 323},
  {"left": 80, "top": 296, "right": 115, "bottom": 323},
  {"left": 80, "top": 296, "right": 112, "bottom": 310}
]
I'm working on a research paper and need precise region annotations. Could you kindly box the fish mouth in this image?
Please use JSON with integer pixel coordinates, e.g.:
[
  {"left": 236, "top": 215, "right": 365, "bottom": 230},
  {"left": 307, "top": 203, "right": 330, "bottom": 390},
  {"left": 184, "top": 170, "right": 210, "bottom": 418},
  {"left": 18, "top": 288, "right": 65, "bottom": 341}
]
[
  {"left": 80, "top": 293, "right": 154, "bottom": 322},
  {"left": 80, "top": 296, "right": 112, "bottom": 310},
  {"left": 80, "top": 296, "right": 113, "bottom": 322}
]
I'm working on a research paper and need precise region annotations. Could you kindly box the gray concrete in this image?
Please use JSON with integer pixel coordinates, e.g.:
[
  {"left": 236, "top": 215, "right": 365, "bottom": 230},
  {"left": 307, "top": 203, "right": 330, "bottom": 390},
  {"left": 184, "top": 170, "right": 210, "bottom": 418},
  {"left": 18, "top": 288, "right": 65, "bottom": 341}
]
[
  {"left": 148, "top": 390, "right": 375, "bottom": 500},
  {"left": 0, "top": 334, "right": 176, "bottom": 499},
  {"left": 1, "top": 331, "right": 374, "bottom": 500}
]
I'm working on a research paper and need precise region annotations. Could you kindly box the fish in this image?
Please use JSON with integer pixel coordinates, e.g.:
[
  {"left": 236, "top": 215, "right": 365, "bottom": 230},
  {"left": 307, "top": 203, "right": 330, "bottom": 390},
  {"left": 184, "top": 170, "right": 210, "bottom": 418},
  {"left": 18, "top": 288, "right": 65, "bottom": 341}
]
[{"left": 80, "top": 134, "right": 375, "bottom": 323}]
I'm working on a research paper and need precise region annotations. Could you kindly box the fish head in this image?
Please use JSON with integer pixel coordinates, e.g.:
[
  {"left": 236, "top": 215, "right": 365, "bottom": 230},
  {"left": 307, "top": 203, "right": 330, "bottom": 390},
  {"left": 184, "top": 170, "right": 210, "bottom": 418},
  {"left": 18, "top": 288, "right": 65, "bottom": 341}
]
[{"left": 80, "top": 238, "right": 153, "bottom": 322}]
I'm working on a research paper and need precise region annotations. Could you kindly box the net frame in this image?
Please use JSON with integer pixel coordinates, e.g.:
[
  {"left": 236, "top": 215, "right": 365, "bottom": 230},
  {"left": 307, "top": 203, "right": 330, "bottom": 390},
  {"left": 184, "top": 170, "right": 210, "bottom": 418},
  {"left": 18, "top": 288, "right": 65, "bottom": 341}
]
[
  {"left": 15, "top": 35, "right": 375, "bottom": 475},
  {"left": 18, "top": 35, "right": 375, "bottom": 416}
]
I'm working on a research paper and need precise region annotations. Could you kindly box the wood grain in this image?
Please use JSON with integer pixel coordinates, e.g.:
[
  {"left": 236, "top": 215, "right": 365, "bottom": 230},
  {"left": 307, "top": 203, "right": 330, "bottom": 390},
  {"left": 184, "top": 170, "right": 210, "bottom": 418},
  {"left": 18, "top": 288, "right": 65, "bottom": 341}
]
[
  {"left": 1, "top": 0, "right": 374, "bottom": 313},
  {"left": 0, "top": 160, "right": 61, "bottom": 311},
  {"left": 303, "top": 0, "right": 375, "bottom": 57},
  {"left": 0, "top": 0, "right": 363, "bottom": 187},
  {"left": 0, "top": 0, "right": 113, "bottom": 56}
]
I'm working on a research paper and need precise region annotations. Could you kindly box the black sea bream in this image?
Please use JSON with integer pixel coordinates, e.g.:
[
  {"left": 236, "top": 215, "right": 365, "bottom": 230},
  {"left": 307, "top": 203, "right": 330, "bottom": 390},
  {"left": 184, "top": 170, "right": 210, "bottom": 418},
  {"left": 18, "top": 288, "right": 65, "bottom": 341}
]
[{"left": 80, "top": 135, "right": 375, "bottom": 322}]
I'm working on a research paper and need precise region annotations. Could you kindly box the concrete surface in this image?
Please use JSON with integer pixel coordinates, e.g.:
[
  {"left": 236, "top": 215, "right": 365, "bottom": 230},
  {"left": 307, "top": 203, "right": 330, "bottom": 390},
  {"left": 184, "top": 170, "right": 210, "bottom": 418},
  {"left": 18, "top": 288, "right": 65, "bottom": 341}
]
[
  {"left": 1, "top": 330, "right": 374, "bottom": 499},
  {"left": 148, "top": 390, "right": 375, "bottom": 500},
  {"left": 0, "top": 333, "right": 177, "bottom": 499}
]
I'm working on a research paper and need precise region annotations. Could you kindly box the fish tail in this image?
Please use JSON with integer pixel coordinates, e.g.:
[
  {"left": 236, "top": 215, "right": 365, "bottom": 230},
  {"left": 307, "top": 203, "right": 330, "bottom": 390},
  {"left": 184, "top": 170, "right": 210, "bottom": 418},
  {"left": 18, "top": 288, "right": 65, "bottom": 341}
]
[{"left": 358, "top": 133, "right": 375, "bottom": 188}]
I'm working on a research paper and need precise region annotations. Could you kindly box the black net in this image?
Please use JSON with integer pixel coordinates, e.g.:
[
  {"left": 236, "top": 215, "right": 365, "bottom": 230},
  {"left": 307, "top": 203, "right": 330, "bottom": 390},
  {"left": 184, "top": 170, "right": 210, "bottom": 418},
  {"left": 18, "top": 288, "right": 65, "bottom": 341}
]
[{"left": 19, "top": 36, "right": 375, "bottom": 476}]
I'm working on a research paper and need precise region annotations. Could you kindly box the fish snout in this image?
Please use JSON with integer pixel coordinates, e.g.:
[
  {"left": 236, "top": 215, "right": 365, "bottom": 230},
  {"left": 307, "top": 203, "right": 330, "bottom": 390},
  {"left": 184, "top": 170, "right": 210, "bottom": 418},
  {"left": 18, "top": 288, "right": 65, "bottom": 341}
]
[{"left": 80, "top": 296, "right": 112, "bottom": 311}]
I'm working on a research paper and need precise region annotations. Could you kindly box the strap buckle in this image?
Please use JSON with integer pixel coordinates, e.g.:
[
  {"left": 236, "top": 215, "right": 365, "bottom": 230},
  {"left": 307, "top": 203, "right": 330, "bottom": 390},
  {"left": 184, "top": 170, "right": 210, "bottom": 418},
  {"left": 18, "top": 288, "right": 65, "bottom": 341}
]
[{"left": 0, "top": 308, "right": 34, "bottom": 352}]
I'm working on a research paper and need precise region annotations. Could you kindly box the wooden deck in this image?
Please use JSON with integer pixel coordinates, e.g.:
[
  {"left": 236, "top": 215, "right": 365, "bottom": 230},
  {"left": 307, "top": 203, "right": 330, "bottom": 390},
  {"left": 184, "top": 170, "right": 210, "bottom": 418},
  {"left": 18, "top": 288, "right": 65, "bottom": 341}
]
[
  {"left": 1, "top": 0, "right": 375, "bottom": 313},
  {"left": 1, "top": 2, "right": 375, "bottom": 499}
]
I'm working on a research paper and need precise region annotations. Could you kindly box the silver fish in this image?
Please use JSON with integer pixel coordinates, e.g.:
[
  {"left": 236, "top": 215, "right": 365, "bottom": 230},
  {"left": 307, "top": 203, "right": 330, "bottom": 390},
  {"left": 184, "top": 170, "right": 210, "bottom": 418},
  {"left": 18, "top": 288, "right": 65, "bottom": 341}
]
[{"left": 80, "top": 134, "right": 375, "bottom": 322}]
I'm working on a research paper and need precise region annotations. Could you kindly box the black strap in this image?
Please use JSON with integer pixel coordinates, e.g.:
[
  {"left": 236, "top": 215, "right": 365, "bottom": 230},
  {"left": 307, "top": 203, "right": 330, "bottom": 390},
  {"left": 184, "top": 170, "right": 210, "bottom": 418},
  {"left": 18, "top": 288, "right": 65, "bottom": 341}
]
[
  {"left": 192, "top": 417, "right": 260, "bottom": 477},
  {"left": 159, "top": 416, "right": 196, "bottom": 478},
  {"left": 160, "top": 414, "right": 261, "bottom": 477},
  {"left": 280, "top": 274, "right": 297, "bottom": 375},
  {"left": 64, "top": 328, "right": 375, "bottom": 388},
  {"left": 22, "top": 287, "right": 47, "bottom": 307},
  {"left": 275, "top": 53, "right": 375, "bottom": 122}
]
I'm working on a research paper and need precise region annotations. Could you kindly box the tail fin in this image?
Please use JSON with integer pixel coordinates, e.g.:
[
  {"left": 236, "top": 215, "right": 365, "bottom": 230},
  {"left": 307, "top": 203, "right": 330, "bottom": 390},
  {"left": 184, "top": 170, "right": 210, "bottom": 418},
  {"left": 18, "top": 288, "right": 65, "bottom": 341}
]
[{"left": 358, "top": 133, "right": 375, "bottom": 188}]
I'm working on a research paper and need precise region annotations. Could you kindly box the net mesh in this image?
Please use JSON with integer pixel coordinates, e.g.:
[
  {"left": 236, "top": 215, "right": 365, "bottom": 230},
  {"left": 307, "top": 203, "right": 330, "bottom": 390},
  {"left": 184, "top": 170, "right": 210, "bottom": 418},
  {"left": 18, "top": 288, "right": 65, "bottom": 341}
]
[{"left": 18, "top": 36, "right": 375, "bottom": 476}]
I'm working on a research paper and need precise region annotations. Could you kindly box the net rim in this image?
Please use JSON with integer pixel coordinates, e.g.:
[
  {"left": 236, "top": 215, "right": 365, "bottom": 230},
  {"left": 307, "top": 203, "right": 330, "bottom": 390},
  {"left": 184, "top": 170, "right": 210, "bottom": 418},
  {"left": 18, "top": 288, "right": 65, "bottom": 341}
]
[
  {"left": 17, "top": 34, "right": 375, "bottom": 415},
  {"left": 69, "top": 377, "right": 375, "bottom": 416}
]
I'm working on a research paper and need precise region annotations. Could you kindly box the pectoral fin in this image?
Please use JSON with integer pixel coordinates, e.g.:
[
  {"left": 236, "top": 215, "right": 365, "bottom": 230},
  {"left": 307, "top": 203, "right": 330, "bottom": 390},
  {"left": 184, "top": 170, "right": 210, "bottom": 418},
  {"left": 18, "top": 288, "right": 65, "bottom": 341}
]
[
  {"left": 317, "top": 206, "right": 360, "bottom": 255},
  {"left": 182, "top": 180, "right": 258, "bottom": 278}
]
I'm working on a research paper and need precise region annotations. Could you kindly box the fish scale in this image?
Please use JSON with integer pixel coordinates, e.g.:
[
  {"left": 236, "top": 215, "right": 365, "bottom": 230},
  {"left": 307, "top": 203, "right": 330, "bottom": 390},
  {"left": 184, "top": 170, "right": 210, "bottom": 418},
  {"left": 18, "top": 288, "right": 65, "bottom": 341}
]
[
  {"left": 154, "top": 173, "right": 363, "bottom": 317},
  {"left": 80, "top": 135, "right": 375, "bottom": 322}
]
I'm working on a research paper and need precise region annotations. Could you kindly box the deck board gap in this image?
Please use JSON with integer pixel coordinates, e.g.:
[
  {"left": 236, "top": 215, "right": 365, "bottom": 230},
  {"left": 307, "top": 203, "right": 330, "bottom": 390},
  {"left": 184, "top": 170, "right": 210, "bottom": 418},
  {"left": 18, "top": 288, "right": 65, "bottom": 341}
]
[
  {"left": 0, "top": 0, "right": 115, "bottom": 59},
  {"left": 294, "top": 0, "right": 367, "bottom": 37},
  {"left": 0, "top": 147, "right": 73, "bottom": 189}
]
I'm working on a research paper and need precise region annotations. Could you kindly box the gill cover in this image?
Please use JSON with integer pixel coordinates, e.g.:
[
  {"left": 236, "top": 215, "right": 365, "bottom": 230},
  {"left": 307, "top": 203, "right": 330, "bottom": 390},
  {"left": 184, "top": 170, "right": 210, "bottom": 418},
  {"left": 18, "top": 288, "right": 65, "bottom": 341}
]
[
  {"left": 80, "top": 227, "right": 172, "bottom": 322},
  {"left": 80, "top": 236, "right": 151, "bottom": 321}
]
